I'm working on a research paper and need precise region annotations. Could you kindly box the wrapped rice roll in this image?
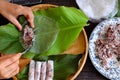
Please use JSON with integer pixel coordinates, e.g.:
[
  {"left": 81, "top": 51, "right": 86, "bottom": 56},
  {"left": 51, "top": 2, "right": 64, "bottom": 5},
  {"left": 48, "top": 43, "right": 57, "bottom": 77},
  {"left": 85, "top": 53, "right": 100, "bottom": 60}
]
[
  {"left": 46, "top": 60, "right": 54, "bottom": 80},
  {"left": 28, "top": 60, "right": 35, "bottom": 80},
  {"left": 40, "top": 62, "right": 47, "bottom": 80},
  {"left": 34, "top": 61, "right": 42, "bottom": 80}
]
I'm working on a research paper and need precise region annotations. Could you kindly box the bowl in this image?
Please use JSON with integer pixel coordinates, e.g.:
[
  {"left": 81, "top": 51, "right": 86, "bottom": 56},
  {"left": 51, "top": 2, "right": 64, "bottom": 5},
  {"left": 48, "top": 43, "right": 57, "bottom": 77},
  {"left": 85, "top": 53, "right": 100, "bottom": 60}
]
[
  {"left": 89, "top": 17, "right": 120, "bottom": 79},
  {"left": 76, "top": 0, "right": 118, "bottom": 23}
]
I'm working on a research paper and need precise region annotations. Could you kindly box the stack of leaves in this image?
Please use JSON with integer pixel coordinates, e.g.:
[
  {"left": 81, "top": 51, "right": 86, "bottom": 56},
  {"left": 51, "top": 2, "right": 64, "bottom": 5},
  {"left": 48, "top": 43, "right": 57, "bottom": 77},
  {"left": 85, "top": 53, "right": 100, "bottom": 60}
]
[{"left": 0, "top": 6, "right": 88, "bottom": 80}]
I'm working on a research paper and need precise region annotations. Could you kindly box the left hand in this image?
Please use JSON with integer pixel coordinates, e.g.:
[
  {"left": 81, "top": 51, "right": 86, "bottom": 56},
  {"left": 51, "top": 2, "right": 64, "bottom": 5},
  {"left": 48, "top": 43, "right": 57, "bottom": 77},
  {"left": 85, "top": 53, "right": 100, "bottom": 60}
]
[{"left": 0, "top": 53, "right": 21, "bottom": 79}]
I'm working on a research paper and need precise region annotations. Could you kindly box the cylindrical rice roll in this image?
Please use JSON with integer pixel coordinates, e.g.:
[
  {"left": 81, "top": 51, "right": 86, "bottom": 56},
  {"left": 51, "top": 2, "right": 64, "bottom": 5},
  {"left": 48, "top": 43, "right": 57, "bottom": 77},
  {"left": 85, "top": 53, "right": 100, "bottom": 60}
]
[
  {"left": 34, "top": 61, "right": 42, "bottom": 80},
  {"left": 46, "top": 60, "right": 54, "bottom": 80},
  {"left": 28, "top": 60, "right": 35, "bottom": 80},
  {"left": 40, "top": 62, "right": 47, "bottom": 80}
]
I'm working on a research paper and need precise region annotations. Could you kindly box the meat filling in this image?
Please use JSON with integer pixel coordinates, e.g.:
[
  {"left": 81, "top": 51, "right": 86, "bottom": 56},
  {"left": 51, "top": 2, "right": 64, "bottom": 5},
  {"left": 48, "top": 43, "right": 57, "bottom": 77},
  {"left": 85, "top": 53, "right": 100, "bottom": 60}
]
[
  {"left": 95, "top": 24, "right": 120, "bottom": 66},
  {"left": 23, "top": 25, "right": 34, "bottom": 48}
]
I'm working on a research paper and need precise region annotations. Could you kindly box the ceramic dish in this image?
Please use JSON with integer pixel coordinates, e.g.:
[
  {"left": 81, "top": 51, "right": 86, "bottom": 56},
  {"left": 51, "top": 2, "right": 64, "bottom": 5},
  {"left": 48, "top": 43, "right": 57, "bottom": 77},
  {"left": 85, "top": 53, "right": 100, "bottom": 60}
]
[
  {"left": 89, "top": 17, "right": 120, "bottom": 80},
  {"left": 75, "top": 0, "right": 118, "bottom": 23}
]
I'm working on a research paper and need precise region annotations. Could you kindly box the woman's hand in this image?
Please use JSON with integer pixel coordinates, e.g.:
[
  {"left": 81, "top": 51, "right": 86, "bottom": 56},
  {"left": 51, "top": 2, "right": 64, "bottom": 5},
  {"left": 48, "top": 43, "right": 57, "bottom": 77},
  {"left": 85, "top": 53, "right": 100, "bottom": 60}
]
[
  {"left": 0, "top": 53, "right": 21, "bottom": 79},
  {"left": 0, "top": 0, "right": 34, "bottom": 31}
]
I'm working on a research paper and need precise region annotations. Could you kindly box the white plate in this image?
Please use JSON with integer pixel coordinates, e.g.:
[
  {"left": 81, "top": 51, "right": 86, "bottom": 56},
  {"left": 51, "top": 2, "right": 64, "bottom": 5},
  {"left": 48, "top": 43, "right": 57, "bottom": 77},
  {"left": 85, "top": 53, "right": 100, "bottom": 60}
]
[{"left": 89, "top": 17, "right": 120, "bottom": 80}]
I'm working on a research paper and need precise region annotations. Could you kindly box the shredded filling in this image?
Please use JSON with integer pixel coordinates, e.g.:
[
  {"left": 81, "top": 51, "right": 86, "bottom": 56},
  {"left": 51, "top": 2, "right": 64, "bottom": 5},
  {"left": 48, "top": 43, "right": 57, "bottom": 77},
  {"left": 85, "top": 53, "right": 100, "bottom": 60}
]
[
  {"left": 23, "top": 25, "right": 34, "bottom": 48},
  {"left": 95, "top": 24, "right": 120, "bottom": 66}
]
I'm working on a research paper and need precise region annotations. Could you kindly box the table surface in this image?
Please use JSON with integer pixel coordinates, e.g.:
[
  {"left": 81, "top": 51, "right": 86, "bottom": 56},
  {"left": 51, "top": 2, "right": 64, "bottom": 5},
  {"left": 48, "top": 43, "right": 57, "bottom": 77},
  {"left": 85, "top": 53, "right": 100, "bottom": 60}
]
[
  {"left": 0, "top": 0, "right": 109, "bottom": 80},
  {"left": 41, "top": 0, "right": 109, "bottom": 80}
]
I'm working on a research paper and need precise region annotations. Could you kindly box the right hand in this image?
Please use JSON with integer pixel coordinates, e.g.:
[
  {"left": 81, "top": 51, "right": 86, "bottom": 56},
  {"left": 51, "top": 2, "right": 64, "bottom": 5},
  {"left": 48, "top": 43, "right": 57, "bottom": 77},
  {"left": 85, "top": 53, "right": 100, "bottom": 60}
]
[
  {"left": 0, "top": 53, "right": 21, "bottom": 79},
  {"left": 0, "top": 0, "right": 34, "bottom": 31}
]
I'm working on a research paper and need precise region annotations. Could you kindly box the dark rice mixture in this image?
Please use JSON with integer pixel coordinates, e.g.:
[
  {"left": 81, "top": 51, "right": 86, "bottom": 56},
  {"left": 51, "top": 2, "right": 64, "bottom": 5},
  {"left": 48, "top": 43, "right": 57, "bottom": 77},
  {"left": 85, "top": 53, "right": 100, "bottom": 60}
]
[{"left": 95, "top": 24, "right": 120, "bottom": 66}]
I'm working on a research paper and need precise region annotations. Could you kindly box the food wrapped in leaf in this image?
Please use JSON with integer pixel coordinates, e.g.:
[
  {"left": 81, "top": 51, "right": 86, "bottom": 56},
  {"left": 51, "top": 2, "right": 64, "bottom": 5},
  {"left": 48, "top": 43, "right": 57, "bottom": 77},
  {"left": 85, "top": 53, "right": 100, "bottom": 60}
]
[{"left": 23, "top": 25, "right": 34, "bottom": 49}]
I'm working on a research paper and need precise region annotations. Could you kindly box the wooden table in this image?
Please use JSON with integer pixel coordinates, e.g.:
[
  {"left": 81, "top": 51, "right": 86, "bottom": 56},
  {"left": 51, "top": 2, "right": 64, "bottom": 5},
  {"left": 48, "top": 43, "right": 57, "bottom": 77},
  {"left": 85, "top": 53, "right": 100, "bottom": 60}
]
[{"left": 42, "top": 0, "right": 109, "bottom": 80}]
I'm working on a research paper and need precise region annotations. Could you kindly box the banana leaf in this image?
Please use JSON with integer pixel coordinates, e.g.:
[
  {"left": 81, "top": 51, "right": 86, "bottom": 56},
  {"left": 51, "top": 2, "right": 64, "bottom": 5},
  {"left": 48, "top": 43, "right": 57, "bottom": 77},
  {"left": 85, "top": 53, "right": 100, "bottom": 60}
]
[
  {"left": 0, "top": 6, "right": 88, "bottom": 80},
  {"left": 18, "top": 54, "right": 82, "bottom": 80},
  {"left": 29, "top": 16, "right": 59, "bottom": 54},
  {"left": 0, "top": 23, "right": 24, "bottom": 53},
  {"left": 26, "top": 6, "right": 88, "bottom": 57},
  {"left": 0, "top": 6, "right": 88, "bottom": 57},
  {"left": 115, "top": 0, "right": 120, "bottom": 17}
]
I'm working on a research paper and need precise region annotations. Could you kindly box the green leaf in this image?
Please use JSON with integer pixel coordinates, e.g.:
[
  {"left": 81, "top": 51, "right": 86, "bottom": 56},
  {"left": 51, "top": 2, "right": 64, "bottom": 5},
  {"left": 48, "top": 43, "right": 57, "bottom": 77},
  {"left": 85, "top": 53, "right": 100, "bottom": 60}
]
[
  {"left": 115, "top": 0, "right": 120, "bottom": 17},
  {"left": 32, "top": 6, "right": 88, "bottom": 56},
  {"left": 0, "top": 6, "right": 88, "bottom": 56},
  {"left": 18, "top": 54, "right": 82, "bottom": 80},
  {"left": 17, "top": 65, "right": 29, "bottom": 80},
  {"left": 49, "top": 54, "right": 82, "bottom": 80},
  {"left": 0, "top": 6, "right": 87, "bottom": 80},
  {"left": 33, "top": 54, "right": 82, "bottom": 80},
  {"left": 29, "top": 15, "right": 59, "bottom": 54},
  {"left": 0, "top": 23, "right": 24, "bottom": 54},
  {"left": 22, "top": 52, "right": 36, "bottom": 59}
]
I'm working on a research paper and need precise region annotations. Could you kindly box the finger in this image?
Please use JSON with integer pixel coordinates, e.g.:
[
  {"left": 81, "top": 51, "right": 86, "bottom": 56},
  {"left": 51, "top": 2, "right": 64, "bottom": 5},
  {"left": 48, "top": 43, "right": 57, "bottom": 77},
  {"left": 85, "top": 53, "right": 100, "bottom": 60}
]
[
  {"left": 1, "top": 12, "right": 22, "bottom": 31},
  {"left": 4, "top": 66, "right": 19, "bottom": 79},
  {"left": 23, "top": 8, "right": 34, "bottom": 28},
  {"left": 27, "top": 14, "right": 34, "bottom": 28},
  {"left": 3, "top": 61, "right": 18, "bottom": 75},
  {"left": 8, "top": 16, "right": 22, "bottom": 31},
  {"left": 9, "top": 67, "right": 19, "bottom": 78},
  {"left": 0, "top": 53, "right": 21, "bottom": 58},
  {"left": 0, "top": 63, "right": 18, "bottom": 79},
  {"left": 0, "top": 53, "right": 21, "bottom": 67},
  {"left": 0, "top": 54, "right": 14, "bottom": 60},
  {"left": 5, "top": 60, "right": 19, "bottom": 72},
  {"left": 27, "top": 10, "right": 34, "bottom": 28}
]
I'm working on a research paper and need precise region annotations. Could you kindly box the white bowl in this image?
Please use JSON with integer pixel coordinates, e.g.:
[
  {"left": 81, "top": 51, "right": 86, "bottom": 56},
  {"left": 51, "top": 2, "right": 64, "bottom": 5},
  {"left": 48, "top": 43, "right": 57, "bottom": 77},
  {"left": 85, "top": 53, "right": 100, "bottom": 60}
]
[{"left": 76, "top": 0, "right": 118, "bottom": 23}]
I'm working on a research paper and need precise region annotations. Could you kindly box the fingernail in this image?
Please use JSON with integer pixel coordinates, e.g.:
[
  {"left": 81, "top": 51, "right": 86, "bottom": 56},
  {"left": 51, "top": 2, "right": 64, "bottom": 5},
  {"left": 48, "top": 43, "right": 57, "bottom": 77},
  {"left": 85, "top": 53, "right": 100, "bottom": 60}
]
[
  {"left": 19, "top": 27, "right": 22, "bottom": 31},
  {"left": 18, "top": 53, "right": 22, "bottom": 56},
  {"left": 33, "top": 25, "right": 34, "bottom": 28},
  {"left": 31, "top": 23, "right": 34, "bottom": 28}
]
